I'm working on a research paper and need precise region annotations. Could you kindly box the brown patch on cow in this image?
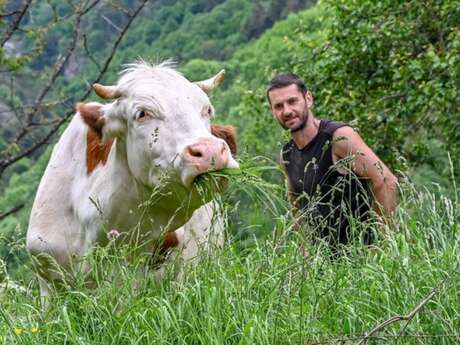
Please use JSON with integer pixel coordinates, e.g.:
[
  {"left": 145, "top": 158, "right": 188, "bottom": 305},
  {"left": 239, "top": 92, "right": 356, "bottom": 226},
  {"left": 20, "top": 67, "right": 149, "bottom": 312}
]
[
  {"left": 150, "top": 231, "right": 180, "bottom": 267},
  {"left": 86, "top": 128, "right": 113, "bottom": 174},
  {"left": 160, "top": 232, "right": 180, "bottom": 253},
  {"left": 77, "top": 102, "right": 105, "bottom": 137},
  {"left": 211, "top": 124, "right": 237, "bottom": 155}
]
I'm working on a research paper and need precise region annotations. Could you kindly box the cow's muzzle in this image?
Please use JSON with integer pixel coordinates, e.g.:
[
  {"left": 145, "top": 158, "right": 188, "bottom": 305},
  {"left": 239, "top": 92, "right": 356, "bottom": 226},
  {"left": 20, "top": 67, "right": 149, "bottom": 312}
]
[{"left": 181, "top": 138, "right": 238, "bottom": 188}]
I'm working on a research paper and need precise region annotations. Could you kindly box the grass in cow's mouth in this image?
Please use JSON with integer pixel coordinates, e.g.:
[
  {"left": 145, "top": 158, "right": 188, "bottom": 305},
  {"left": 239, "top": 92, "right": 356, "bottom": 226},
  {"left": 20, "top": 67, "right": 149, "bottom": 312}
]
[
  {"left": 194, "top": 168, "right": 243, "bottom": 196},
  {"left": 194, "top": 161, "right": 290, "bottom": 224},
  {"left": 195, "top": 168, "right": 243, "bottom": 183}
]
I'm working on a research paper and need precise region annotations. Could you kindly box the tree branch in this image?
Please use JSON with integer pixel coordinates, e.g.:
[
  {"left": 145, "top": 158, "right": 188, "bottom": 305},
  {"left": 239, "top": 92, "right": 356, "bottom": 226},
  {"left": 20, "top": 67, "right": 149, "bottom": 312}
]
[
  {"left": 0, "top": 203, "right": 24, "bottom": 220},
  {"left": 0, "top": 98, "right": 71, "bottom": 115},
  {"left": 83, "top": 34, "right": 102, "bottom": 71},
  {"left": 0, "top": 0, "right": 33, "bottom": 48},
  {"left": 13, "top": 9, "right": 84, "bottom": 144},
  {"left": 0, "top": 10, "right": 21, "bottom": 19}
]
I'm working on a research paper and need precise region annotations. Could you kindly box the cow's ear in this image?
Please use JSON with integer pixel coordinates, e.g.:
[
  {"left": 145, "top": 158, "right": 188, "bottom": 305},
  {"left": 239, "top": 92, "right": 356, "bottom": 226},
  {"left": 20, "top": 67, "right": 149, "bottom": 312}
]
[
  {"left": 211, "top": 124, "right": 237, "bottom": 155},
  {"left": 77, "top": 102, "right": 125, "bottom": 140},
  {"left": 77, "top": 102, "right": 105, "bottom": 137}
]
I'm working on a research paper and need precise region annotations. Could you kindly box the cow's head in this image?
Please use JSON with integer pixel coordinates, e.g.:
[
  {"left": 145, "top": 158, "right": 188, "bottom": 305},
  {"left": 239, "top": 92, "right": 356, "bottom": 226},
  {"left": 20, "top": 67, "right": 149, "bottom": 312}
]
[{"left": 78, "top": 61, "right": 238, "bottom": 195}]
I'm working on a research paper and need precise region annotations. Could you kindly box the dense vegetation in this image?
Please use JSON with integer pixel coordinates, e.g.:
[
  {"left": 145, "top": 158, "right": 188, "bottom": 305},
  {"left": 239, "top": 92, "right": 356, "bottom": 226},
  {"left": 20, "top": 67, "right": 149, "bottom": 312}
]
[
  {"left": 1, "top": 174, "right": 459, "bottom": 344},
  {"left": 0, "top": 0, "right": 459, "bottom": 343}
]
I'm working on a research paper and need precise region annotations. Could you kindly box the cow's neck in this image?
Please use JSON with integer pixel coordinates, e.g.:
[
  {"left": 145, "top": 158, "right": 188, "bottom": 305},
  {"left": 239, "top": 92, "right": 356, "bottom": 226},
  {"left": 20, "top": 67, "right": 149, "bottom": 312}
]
[
  {"left": 95, "top": 139, "right": 196, "bottom": 238},
  {"left": 132, "top": 176, "right": 204, "bottom": 233}
]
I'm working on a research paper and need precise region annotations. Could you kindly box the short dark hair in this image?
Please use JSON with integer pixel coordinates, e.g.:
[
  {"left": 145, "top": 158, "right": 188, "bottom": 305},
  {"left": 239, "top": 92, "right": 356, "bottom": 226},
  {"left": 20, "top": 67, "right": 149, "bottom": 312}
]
[{"left": 266, "top": 73, "right": 308, "bottom": 103}]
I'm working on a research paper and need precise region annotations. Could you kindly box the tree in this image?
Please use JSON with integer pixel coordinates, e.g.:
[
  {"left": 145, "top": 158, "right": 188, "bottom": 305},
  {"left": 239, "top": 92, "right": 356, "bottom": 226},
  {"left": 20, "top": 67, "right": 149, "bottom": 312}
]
[{"left": 296, "top": 0, "right": 460, "bottom": 176}]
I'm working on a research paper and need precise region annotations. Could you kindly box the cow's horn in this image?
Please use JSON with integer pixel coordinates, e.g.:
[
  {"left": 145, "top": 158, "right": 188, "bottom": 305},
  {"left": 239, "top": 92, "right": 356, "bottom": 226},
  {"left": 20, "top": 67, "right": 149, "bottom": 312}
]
[
  {"left": 194, "top": 69, "right": 225, "bottom": 93},
  {"left": 93, "top": 83, "right": 122, "bottom": 99}
]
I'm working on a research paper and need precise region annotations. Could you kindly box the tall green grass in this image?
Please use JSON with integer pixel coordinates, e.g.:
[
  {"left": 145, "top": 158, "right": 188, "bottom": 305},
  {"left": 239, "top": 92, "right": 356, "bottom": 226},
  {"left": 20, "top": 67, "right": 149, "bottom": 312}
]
[{"left": 1, "top": 165, "right": 459, "bottom": 344}]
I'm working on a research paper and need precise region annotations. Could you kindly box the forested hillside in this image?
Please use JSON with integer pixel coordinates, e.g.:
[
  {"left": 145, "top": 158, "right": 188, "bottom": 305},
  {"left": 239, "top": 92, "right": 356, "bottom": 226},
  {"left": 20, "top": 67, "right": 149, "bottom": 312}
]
[{"left": 1, "top": 0, "right": 460, "bottom": 343}]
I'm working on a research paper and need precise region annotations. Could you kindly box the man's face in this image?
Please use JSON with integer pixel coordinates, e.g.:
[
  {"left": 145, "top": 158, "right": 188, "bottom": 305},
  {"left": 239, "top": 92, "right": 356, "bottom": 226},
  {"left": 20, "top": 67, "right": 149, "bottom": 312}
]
[{"left": 268, "top": 84, "right": 312, "bottom": 132}]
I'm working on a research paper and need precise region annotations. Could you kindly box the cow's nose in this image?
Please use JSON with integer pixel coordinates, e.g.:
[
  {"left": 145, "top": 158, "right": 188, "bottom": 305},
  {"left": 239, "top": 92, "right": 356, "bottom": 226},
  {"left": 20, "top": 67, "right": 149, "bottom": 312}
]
[{"left": 184, "top": 139, "right": 228, "bottom": 174}]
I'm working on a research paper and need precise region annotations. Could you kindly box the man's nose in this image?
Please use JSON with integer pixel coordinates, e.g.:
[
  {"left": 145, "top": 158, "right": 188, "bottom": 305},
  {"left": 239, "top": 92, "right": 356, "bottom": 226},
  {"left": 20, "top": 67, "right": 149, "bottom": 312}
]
[{"left": 283, "top": 104, "right": 294, "bottom": 116}]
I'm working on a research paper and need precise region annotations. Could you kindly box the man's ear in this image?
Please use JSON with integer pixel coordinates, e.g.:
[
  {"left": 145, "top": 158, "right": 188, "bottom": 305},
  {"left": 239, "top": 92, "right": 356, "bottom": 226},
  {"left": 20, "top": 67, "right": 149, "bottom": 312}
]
[
  {"left": 77, "top": 102, "right": 105, "bottom": 137},
  {"left": 305, "top": 91, "right": 313, "bottom": 109}
]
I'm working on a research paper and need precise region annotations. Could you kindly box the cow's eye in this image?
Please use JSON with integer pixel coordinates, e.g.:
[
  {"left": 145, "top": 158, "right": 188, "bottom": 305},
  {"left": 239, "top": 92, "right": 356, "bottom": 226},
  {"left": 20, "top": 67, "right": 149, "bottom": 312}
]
[
  {"left": 203, "top": 105, "right": 214, "bottom": 118},
  {"left": 136, "top": 110, "right": 150, "bottom": 122}
]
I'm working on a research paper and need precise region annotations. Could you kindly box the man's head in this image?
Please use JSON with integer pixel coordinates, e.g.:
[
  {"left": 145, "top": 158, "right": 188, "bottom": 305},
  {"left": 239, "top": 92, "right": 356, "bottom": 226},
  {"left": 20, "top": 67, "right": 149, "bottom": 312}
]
[{"left": 267, "top": 73, "right": 313, "bottom": 132}]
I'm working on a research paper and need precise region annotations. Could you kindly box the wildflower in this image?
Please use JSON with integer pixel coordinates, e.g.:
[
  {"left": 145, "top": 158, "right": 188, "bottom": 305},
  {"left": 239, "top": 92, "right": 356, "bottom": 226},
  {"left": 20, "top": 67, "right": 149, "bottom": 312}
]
[
  {"left": 31, "top": 327, "right": 39, "bottom": 334},
  {"left": 107, "top": 229, "right": 121, "bottom": 240},
  {"left": 14, "top": 327, "right": 22, "bottom": 336}
]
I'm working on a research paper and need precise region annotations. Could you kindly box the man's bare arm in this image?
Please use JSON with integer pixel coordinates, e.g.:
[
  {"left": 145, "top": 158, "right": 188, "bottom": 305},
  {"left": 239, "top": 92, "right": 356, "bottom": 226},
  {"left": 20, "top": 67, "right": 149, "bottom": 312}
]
[
  {"left": 279, "top": 151, "right": 297, "bottom": 208},
  {"left": 332, "top": 126, "right": 398, "bottom": 218}
]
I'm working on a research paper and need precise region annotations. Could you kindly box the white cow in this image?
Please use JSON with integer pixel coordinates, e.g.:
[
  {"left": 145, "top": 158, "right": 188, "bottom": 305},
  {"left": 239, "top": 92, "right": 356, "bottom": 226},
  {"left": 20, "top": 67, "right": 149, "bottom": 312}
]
[{"left": 26, "top": 61, "right": 238, "bottom": 304}]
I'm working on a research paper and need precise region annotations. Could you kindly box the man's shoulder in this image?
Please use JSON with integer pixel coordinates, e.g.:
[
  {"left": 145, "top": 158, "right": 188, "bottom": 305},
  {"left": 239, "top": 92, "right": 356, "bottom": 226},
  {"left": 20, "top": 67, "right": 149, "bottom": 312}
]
[
  {"left": 332, "top": 125, "right": 363, "bottom": 145},
  {"left": 330, "top": 125, "right": 368, "bottom": 159},
  {"left": 320, "top": 119, "right": 349, "bottom": 136}
]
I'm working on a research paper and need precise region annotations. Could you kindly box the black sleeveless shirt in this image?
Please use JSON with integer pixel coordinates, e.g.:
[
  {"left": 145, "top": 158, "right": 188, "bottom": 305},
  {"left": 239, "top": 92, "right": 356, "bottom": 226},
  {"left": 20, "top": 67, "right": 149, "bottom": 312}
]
[{"left": 282, "top": 120, "right": 371, "bottom": 246}]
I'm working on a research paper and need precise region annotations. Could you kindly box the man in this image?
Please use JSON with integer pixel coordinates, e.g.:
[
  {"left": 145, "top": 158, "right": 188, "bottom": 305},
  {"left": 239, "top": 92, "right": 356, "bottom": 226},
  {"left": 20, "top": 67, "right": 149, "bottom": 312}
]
[{"left": 267, "top": 73, "right": 398, "bottom": 247}]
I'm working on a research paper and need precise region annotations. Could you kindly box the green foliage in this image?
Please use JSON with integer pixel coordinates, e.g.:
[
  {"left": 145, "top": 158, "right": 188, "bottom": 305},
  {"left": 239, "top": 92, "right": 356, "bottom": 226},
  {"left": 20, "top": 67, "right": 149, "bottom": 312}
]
[
  {"left": 181, "top": 59, "right": 222, "bottom": 81},
  {"left": 295, "top": 0, "right": 460, "bottom": 174},
  {"left": 0, "top": 148, "right": 52, "bottom": 272},
  {"left": 1, "top": 3, "right": 460, "bottom": 340},
  {"left": 0, "top": 0, "right": 46, "bottom": 71},
  {"left": 112, "top": 0, "right": 312, "bottom": 64}
]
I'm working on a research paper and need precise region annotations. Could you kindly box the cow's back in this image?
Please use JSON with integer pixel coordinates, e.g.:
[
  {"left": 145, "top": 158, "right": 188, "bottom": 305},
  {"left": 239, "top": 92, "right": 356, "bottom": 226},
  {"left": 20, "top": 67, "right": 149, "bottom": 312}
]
[{"left": 26, "top": 114, "right": 89, "bottom": 268}]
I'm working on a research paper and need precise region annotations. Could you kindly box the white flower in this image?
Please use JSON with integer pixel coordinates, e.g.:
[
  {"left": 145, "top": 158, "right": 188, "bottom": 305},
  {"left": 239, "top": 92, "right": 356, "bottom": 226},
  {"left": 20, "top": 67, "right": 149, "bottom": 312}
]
[{"left": 107, "top": 229, "right": 121, "bottom": 240}]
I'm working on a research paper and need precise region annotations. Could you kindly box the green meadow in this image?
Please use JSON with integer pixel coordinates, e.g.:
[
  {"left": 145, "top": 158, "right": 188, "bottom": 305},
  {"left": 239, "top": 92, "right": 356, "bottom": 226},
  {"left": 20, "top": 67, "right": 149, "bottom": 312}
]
[{"left": 1, "top": 1, "right": 459, "bottom": 344}]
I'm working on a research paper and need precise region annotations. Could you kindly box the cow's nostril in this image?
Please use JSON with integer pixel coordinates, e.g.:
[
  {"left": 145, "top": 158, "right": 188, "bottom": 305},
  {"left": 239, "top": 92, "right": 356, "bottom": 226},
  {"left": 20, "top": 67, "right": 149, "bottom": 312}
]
[{"left": 188, "top": 146, "right": 203, "bottom": 158}]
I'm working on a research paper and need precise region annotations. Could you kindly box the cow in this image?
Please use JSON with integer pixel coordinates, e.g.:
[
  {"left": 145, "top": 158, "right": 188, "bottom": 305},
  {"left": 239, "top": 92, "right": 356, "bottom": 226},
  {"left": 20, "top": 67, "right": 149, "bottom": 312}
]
[{"left": 26, "top": 61, "right": 239, "bottom": 305}]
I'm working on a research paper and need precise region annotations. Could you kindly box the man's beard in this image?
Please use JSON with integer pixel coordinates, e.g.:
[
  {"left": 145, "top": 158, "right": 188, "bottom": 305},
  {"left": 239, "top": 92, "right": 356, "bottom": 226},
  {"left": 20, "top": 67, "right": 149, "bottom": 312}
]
[{"left": 288, "top": 106, "right": 309, "bottom": 133}]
